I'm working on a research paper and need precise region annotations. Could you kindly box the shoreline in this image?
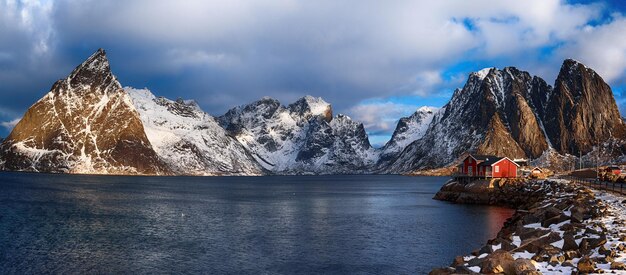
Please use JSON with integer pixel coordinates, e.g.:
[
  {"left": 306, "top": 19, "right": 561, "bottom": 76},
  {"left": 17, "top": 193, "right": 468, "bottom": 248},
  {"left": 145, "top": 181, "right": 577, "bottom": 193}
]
[{"left": 430, "top": 178, "right": 626, "bottom": 274}]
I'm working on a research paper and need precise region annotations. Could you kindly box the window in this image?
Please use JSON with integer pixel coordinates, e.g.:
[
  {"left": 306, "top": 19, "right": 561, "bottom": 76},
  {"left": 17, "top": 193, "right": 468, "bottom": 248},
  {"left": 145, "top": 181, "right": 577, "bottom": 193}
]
[
  {"left": 495, "top": 166, "right": 499, "bottom": 173},
  {"left": 468, "top": 166, "right": 473, "bottom": 175}
]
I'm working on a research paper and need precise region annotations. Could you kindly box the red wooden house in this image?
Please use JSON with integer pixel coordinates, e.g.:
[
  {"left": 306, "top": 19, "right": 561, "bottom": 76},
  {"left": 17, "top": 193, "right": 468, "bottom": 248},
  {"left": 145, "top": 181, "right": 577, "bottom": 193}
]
[{"left": 461, "top": 154, "right": 519, "bottom": 178}]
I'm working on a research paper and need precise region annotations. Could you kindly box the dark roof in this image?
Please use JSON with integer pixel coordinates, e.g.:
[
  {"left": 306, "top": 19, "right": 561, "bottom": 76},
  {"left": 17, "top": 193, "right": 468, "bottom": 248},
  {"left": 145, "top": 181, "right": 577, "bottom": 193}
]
[
  {"left": 608, "top": 166, "right": 621, "bottom": 170},
  {"left": 469, "top": 154, "right": 499, "bottom": 161},
  {"left": 477, "top": 157, "right": 503, "bottom": 167}
]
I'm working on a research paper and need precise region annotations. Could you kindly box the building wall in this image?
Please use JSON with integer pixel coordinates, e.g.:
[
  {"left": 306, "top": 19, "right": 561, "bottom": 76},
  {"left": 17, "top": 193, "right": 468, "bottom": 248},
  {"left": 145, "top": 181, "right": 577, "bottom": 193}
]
[
  {"left": 463, "top": 157, "right": 478, "bottom": 176},
  {"left": 492, "top": 159, "right": 518, "bottom": 178}
]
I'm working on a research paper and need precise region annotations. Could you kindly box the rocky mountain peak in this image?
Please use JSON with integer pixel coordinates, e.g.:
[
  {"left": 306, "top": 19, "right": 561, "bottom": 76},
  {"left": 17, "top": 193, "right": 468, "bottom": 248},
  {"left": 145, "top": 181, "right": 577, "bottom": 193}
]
[
  {"left": 0, "top": 49, "right": 167, "bottom": 174},
  {"left": 544, "top": 59, "right": 626, "bottom": 155},
  {"left": 473, "top": 67, "right": 495, "bottom": 80},
  {"left": 66, "top": 48, "right": 119, "bottom": 93},
  {"left": 288, "top": 95, "right": 332, "bottom": 122}
]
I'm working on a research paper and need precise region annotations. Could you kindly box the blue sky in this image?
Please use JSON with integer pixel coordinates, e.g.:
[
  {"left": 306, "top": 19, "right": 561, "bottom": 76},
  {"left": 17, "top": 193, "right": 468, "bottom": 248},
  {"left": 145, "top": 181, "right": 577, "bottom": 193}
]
[{"left": 2, "top": 0, "right": 626, "bottom": 147}]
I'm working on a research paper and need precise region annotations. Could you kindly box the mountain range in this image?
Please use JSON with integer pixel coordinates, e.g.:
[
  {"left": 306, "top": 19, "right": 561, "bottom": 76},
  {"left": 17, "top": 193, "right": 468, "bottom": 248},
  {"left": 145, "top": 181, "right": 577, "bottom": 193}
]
[{"left": 1, "top": 49, "right": 624, "bottom": 175}]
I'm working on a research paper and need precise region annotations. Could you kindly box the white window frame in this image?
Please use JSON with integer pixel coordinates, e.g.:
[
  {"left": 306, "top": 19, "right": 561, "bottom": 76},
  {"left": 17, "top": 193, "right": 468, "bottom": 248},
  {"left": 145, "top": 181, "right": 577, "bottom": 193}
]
[{"left": 494, "top": 165, "right": 499, "bottom": 173}]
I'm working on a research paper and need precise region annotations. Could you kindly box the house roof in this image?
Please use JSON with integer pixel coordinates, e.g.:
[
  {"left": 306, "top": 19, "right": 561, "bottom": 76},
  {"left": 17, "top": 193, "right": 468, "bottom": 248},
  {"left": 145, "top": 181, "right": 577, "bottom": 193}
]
[
  {"left": 477, "top": 157, "right": 521, "bottom": 167},
  {"left": 478, "top": 157, "right": 502, "bottom": 167},
  {"left": 468, "top": 154, "right": 499, "bottom": 162}
]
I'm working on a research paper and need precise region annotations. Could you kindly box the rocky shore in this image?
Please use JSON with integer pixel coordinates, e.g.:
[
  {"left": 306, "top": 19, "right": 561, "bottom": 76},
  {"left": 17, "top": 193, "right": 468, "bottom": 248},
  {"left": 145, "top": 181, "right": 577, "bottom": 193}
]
[{"left": 430, "top": 178, "right": 626, "bottom": 274}]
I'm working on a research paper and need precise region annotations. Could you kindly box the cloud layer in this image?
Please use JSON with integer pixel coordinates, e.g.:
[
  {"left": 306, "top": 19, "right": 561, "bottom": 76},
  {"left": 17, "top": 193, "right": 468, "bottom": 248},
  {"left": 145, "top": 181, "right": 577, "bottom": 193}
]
[{"left": 1, "top": 0, "right": 626, "bottom": 144}]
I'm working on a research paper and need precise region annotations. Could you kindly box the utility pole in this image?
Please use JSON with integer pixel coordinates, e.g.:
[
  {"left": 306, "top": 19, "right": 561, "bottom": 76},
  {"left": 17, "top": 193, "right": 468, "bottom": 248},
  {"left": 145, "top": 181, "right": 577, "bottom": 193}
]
[{"left": 597, "top": 114, "right": 602, "bottom": 181}]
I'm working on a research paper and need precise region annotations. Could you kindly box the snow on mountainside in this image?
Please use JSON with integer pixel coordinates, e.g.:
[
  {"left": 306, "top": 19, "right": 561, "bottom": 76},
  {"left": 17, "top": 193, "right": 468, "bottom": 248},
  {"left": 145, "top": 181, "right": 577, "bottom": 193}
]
[
  {"left": 127, "top": 88, "right": 265, "bottom": 175},
  {"left": 2, "top": 49, "right": 625, "bottom": 176},
  {"left": 383, "top": 60, "right": 626, "bottom": 174},
  {"left": 380, "top": 106, "right": 438, "bottom": 161},
  {"left": 218, "top": 96, "right": 377, "bottom": 174},
  {"left": 383, "top": 66, "right": 553, "bottom": 173},
  {"left": 0, "top": 49, "right": 168, "bottom": 174}
]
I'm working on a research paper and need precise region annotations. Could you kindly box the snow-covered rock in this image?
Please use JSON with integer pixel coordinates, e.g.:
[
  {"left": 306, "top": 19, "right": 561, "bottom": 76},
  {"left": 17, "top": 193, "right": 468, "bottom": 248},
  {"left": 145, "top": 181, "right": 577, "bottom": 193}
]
[
  {"left": 127, "top": 88, "right": 265, "bottom": 175},
  {"left": 379, "top": 106, "right": 437, "bottom": 163},
  {"left": 218, "top": 96, "right": 377, "bottom": 174},
  {"left": 0, "top": 49, "right": 168, "bottom": 175}
]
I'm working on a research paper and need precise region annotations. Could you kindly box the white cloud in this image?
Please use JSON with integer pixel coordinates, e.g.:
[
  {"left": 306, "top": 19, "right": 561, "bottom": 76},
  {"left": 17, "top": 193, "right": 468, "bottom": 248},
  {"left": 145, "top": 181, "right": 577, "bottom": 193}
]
[
  {"left": 2, "top": 0, "right": 626, "bottom": 137},
  {"left": 0, "top": 0, "right": 54, "bottom": 56},
  {"left": 557, "top": 15, "right": 626, "bottom": 83},
  {"left": 1, "top": 118, "right": 20, "bottom": 131},
  {"left": 347, "top": 101, "right": 421, "bottom": 135}
]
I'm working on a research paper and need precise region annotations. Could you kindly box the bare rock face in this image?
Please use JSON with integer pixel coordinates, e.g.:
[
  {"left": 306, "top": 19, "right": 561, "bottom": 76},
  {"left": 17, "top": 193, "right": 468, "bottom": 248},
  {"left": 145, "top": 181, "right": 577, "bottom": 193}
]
[
  {"left": 383, "top": 67, "right": 551, "bottom": 172},
  {"left": 477, "top": 113, "right": 526, "bottom": 158},
  {"left": 383, "top": 60, "right": 626, "bottom": 173},
  {"left": 0, "top": 49, "right": 168, "bottom": 175},
  {"left": 543, "top": 59, "right": 626, "bottom": 155}
]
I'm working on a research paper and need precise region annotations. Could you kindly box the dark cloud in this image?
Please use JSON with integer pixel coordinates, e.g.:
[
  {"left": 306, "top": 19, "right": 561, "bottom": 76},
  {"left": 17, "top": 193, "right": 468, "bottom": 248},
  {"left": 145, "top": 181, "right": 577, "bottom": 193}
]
[{"left": 1, "top": 0, "right": 626, "bottom": 142}]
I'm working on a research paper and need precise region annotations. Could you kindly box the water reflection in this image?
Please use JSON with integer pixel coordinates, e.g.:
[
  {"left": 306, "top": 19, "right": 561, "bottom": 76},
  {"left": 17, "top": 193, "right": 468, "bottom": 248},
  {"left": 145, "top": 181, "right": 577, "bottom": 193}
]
[{"left": 0, "top": 173, "right": 514, "bottom": 274}]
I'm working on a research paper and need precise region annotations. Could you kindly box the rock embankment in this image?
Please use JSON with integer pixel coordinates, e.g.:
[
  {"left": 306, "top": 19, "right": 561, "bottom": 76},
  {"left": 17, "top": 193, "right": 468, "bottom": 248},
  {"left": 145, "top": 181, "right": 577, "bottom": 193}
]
[
  {"left": 431, "top": 179, "right": 626, "bottom": 274},
  {"left": 433, "top": 178, "right": 547, "bottom": 208}
]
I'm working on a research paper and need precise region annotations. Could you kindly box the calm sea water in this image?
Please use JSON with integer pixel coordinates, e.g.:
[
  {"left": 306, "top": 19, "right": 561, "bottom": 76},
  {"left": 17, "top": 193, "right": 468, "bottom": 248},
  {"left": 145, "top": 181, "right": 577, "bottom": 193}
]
[{"left": 0, "top": 173, "right": 513, "bottom": 274}]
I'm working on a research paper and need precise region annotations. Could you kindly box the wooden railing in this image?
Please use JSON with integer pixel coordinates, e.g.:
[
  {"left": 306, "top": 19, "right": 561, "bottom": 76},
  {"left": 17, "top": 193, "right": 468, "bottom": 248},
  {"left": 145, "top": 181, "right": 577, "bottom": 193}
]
[{"left": 561, "top": 175, "right": 626, "bottom": 195}]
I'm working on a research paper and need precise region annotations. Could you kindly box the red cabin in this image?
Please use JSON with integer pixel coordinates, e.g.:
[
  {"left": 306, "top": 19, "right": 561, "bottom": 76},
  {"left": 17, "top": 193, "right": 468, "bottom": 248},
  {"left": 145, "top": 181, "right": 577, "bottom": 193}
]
[
  {"left": 461, "top": 154, "right": 519, "bottom": 178},
  {"left": 608, "top": 166, "right": 621, "bottom": 175}
]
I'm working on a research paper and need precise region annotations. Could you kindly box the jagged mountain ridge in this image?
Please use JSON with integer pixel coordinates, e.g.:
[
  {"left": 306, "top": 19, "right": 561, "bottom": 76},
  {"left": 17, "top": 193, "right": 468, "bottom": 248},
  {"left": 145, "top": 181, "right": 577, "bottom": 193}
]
[
  {"left": 127, "top": 88, "right": 265, "bottom": 175},
  {"left": 1, "top": 49, "right": 625, "bottom": 175},
  {"left": 384, "top": 59, "right": 626, "bottom": 173},
  {"left": 0, "top": 49, "right": 168, "bottom": 174},
  {"left": 218, "top": 96, "right": 378, "bottom": 174},
  {"left": 379, "top": 106, "right": 437, "bottom": 163}
]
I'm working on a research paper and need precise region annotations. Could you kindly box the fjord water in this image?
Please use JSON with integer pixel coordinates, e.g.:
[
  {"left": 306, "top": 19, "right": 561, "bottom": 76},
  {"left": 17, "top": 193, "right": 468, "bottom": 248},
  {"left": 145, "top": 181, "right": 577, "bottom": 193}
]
[{"left": 0, "top": 173, "right": 513, "bottom": 274}]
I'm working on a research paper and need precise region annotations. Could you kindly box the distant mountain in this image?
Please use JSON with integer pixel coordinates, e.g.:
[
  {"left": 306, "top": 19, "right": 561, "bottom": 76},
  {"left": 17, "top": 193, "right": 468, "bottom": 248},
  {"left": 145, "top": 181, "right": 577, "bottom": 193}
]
[
  {"left": 378, "top": 106, "right": 437, "bottom": 164},
  {"left": 543, "top": 59, "right": 626, "bottom": 154},
  {"left": 1, "top": 49, "right": 625, "bottom": 175},
  {"left": 218, "top": 96, "right": 378, "bottom": 174},
  {"left": 0, "top": 49, "right": 168, "bottom": 174},
  {"left": 127, "top": 88, "right": 265, "bottom": 175},
  {"left": 382, "top": 60, "right": 626, "bottom": 173}
]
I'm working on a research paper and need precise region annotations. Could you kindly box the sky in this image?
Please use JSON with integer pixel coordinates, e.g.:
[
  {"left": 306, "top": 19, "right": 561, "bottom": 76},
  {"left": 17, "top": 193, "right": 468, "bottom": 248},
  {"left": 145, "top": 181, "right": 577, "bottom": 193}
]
[{"left": 1, "top": 0, "right": 626, "bottom": 147}]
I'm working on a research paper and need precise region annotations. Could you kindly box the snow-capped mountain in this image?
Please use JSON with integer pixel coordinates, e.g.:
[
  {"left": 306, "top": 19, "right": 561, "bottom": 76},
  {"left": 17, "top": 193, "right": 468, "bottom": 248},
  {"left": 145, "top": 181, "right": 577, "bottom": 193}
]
[
  {"left": 383, "top": 60, "right": 626, "bottom": 173},
  {"left": 379, "top": 106, "right": 437, "bottom": 163},
  {"left": 0, "top": 49, "right": 168, "bottom": 174},
  {"left": 2, "top": 49, "right": 625, "bottom": 176},
  {"left": 218, "top": 96, "right": 378, "bottom": 174},
  {"left": 127, "top": 88, "right": 265, "bottom": 175}
]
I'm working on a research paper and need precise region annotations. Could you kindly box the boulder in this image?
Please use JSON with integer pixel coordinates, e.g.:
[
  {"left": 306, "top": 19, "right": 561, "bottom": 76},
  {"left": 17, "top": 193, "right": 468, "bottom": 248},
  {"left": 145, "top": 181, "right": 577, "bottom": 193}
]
[
  {"left": 562, "top": 260, "right": 575, "bottom": 267},
  {"left": 562, "top": 234, "right": 579, "bottom": 251},
  {"left": 479, "top": 245, "right": 494, "bottom": 255},
  {"left": 467, "top": 257, "right": 484, "bottom": 267},
  {"left": 524, "top": 232, "right": 562, "bottom": 253},
  {"left": 512, "top": 258, "right": 537, "bottom": 274},
  {"left": 584, "top": 236, "right": 607, "bottom": 249},
  {"left": 518, "top": 228, "right": 550, "bottom": 241},
  {"left": 480, "top": 250, "right": 515, "bottom": 274},
  {"left": 564, "top": 250, "right": 581, "bottom": 260},
  {"left": 451, "top": 256, "right": 465, "bottom": 267},
  {"left": 428, "top": 267, "right": 455, "bottom": 275},
  {"left": 611, "top": 261, "right": 626, "bottom": 270},
  {"left": 577, "top": 257, "right": 596, "bottom": 273},
  {"left": 541, "top": 214, "right": 568, "bottom": 227},
  {"left": 598, "top": 245, "right": 615, "bottom": 257},
  {"left": 570, "top": 207, "right": 585, "bottom": 223}
]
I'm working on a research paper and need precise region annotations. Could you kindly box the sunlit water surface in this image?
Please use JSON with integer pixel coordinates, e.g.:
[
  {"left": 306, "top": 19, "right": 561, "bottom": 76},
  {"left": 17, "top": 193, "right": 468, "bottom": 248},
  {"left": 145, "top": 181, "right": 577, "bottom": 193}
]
[{"left": 0, "top": 173, "right": 513, "bottom": 274}]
